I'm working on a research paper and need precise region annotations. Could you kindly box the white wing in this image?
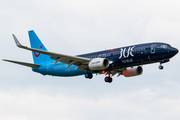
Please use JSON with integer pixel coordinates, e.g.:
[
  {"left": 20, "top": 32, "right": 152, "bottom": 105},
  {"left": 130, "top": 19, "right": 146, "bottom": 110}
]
[{"left": 13, "top": 34, "right": 90, "bottom": 71}]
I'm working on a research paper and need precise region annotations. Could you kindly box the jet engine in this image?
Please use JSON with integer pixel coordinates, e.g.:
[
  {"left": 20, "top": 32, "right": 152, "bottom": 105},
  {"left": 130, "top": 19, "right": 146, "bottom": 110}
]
[
  {"left": 122, "top": 66, "right": 143, "bottom": 77},
  {"left": 89, "top": 58, "right": 109, "bottom": 70}
]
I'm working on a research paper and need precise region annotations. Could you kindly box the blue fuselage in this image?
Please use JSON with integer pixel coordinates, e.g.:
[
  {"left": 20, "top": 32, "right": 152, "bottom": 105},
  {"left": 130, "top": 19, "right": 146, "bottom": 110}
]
[{"left": 32, "top": 42, "right": 178, "bottom": 76}]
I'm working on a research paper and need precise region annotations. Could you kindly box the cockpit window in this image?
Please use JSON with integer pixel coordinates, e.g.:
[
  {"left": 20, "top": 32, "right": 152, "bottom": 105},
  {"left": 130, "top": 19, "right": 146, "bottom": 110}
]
[
  {"left": 167, "top": 44, "right": 171, "bottom": 47},
  {"left": 160, "top": 45, "right": 168, "bottom": 49}
]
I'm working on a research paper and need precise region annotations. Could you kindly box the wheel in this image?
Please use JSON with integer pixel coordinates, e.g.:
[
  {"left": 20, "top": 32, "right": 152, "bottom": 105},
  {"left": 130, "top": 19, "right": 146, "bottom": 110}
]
[
  {"left": 85, "top": 73, "right": 93, "bottom": 79},
  {"left": 159, "top": 65, "right": 164, "bottom": 70},
  {"left": 88, "top": 73, "right": 93, "bottom": 79},
  {"left": 159, "top": 65, "right": 163, "bottom": 70},
  {"left": 108, "top": 77, "right": 113, "bottom": 83},
  {"left": 105, "top": 77, "right": 109, "bottom": 82},
  {"left": 104, "top": 77, "right": 113, "bottom": 83},
  {"left": 85, "top": 73, "right": 89, "bottom": 78}
]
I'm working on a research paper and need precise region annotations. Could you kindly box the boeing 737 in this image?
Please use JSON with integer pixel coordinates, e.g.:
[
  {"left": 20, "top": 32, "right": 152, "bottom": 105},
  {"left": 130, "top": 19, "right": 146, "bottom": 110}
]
[{"left": 3, "top": 30, "right": 179, "bottom": 83}]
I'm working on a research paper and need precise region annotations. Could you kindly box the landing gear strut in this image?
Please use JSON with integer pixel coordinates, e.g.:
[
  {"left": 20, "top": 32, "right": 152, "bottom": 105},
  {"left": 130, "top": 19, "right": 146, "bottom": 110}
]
[
  {"left": 85, "top": 73, "right": 93, "bottom": 79},
  {"left": 104, "top": 73, "right": 113, "bottom": 83}
]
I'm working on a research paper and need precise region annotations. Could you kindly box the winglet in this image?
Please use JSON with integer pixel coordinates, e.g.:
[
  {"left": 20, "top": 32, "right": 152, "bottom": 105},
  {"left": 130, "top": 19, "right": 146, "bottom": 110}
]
[{"left": 12, "top": 34, "right": 23, "bottom": 48}]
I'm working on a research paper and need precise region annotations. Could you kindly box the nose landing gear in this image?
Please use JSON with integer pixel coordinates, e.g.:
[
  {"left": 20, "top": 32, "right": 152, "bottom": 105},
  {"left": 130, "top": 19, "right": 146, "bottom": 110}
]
[{"left": 158, "top": 59, "right": 169, "bottom": 70}]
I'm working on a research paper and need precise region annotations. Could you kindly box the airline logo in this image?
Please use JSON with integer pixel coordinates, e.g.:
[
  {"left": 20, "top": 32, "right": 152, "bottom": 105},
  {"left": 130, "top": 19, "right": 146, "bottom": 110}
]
[
  {"left": 33, "top": 46, "right": 42, "bottom": 57},
  {"left": 119, "top": 46, "right": 135, "bottom": 59}
]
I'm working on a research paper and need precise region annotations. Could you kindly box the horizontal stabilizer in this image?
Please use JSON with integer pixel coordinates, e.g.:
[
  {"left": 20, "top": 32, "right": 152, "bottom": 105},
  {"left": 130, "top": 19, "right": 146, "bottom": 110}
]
[{"left": 3, "top": 59, "right": 40, "bottom": 68}]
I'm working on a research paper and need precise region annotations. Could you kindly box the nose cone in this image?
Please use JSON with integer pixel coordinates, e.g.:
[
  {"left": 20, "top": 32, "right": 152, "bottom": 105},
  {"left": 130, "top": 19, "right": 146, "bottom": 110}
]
[
  {"left": 172, "top": 47, "right": 179, "bottom": 55},
  {"left": 169, "top": 47, "right": 178, "bottom": 57}
]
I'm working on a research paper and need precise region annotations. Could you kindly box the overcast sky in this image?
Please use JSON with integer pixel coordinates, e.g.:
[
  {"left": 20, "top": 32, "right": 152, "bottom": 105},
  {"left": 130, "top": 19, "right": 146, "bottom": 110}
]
[{"left": 0, "top": 0, "right": 180, "bottom": 120}]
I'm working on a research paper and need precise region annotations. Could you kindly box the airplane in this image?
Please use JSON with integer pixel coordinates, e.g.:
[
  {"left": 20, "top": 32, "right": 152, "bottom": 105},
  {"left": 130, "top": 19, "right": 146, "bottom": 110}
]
[{"left": 3, "top": 30, "right": 179, "bottom": 83}]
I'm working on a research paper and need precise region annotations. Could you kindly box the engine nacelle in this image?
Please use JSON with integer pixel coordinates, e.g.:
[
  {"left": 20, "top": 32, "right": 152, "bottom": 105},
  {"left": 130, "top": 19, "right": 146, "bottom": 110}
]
[
  {"left": 122, "top": 66, "right": 143, "bottom": 77},
  {"left": 89, "top": 58, "right": 109, "bottom": 70}
]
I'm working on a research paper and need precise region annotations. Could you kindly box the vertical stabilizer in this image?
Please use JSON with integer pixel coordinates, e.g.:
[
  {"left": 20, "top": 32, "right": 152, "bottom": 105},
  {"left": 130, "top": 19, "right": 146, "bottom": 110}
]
[{"left": 28, "top": 30, "right": 51, "bottom": 64}]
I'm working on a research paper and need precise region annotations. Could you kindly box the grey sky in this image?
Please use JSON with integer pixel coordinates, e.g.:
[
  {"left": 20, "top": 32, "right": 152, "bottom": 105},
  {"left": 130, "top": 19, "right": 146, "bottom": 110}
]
[{"left": 0, "top": 0, "right": 180, "bottom": 120}]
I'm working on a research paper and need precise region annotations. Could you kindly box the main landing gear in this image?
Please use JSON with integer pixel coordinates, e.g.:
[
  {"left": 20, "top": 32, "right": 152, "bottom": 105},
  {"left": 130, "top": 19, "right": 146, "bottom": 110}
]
[
  {"left": 85, "top": 73, "right": 93, "bottom": 79},
  {"left": 105, "top": 77, "right": 113, "bottom": 83},
  {"left": 104, "top": 73, "right": 113, "bottom": 83},
  {"left": 85, "top": 72, "right": 113, "bottom": 83}
]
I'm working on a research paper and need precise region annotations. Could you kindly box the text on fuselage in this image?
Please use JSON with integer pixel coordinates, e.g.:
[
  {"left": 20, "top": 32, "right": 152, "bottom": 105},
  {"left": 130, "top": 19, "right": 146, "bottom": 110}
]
[{"left": 119, "top": 46, "right": 135, "bottom": 59}]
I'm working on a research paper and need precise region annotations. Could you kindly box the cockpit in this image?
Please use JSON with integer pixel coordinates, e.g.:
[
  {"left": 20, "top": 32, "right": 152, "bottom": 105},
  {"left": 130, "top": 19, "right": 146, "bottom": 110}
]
[{"left": 160, "top": 44, "right": 171, "bottom": 49}]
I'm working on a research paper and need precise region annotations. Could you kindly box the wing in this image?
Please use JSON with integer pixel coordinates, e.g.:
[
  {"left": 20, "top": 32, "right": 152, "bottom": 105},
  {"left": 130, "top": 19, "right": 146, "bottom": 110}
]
[
  {"left": 12, "top": 34, "right": 90, "bottom": 71},
  {"left": 3, "top": 59, "right": 40, "bottom": 68}
]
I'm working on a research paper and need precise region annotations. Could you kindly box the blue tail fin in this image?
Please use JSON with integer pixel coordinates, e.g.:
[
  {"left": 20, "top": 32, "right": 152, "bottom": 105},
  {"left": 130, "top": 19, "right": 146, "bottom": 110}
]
[{"left": 28, "top": 30, "right": 51, "bottom": 64}]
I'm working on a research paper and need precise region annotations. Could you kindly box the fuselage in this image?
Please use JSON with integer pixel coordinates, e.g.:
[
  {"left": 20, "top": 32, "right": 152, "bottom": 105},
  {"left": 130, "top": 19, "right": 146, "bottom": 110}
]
[{"left": 32, "top": 42, "right": 178, "bottom": 76}]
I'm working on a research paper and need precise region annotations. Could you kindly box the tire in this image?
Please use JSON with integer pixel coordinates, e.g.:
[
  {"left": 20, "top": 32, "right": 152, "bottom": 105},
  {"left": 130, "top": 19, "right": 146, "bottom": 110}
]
[
  {"left": 85, "top": 73, "right": 89, "bottom": 78},
  {"left": 159, "top": 66, "right": 164, "bottom": 70},
  {"left": 88, "top": 73, "right": 93, "bottom": 79},
  {"left": 104, "top": 77, "right": 113, "bottom": 83}
]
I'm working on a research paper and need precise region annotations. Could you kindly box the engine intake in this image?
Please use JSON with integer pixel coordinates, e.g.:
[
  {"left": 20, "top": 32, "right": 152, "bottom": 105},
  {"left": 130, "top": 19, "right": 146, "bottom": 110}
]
[
  {"left": 89, "top": 58, "right": 109, "bottom": 70},
  {"left": 122, "top": 66, "right": 143, "bottom": 77}
]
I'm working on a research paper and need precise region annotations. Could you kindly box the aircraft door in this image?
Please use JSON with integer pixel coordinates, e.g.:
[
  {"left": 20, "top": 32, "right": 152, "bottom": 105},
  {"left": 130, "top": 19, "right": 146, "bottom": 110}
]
[
  {"left": 151, "top": 44, "right": 156, "bottom": 54},
  {"left": 148, "top": 44, "right": 156, "bottom": 62},
  {"left": 47, "top": 63, "right": 50, "bottom": 72}
]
